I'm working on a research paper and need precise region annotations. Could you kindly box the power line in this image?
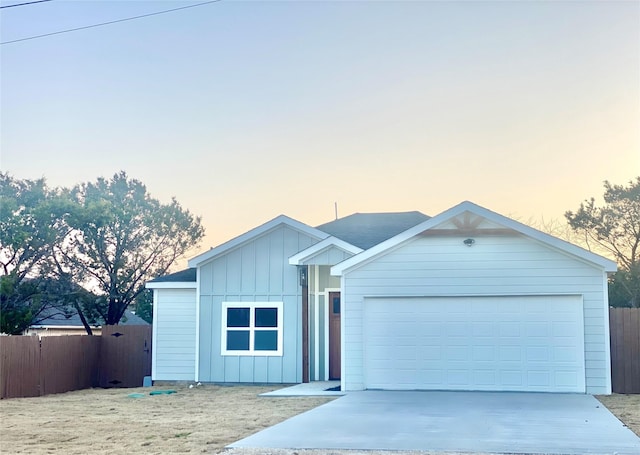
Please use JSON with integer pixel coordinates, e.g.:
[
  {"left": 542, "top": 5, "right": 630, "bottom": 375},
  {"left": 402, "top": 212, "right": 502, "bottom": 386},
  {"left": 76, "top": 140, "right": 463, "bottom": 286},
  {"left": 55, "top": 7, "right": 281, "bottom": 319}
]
[
  {"left": 0, "top": 0, "right": 52, "bottom": 9},
  {"left": 1, "top": 0, "right": 222, "bottom": 45}
]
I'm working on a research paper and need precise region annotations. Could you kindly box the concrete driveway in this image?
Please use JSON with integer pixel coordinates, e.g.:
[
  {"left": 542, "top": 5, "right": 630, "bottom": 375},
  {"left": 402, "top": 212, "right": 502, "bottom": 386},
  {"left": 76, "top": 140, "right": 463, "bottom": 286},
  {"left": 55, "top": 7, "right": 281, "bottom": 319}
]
[{"left": 230, "top": 391, "right": 640, "bottom": 454}]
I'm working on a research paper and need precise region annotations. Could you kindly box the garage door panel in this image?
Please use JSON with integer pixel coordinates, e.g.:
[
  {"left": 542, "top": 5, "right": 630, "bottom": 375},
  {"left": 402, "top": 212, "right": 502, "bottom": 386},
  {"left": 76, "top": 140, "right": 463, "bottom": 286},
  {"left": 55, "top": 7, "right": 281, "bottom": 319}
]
[
  {"left": 472, "top": 322, "right": 493, "bottom": 336},
  {"left": 420, "top": 346, "right": 442, "bottom": 360},
  {"left": 472, "top": 346, "right": 494, "bottom": 361},
  {"left": 363, "top": 296, "right": 585, "bottom": 393},
  {"left": 526, "top": 346, "right": 549, "bottom": 361}
]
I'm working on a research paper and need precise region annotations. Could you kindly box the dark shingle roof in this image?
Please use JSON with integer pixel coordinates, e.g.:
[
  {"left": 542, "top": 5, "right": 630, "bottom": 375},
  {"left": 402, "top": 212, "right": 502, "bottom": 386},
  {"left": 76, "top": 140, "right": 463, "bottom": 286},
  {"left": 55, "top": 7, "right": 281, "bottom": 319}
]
[
  {"left": 33, "top": 309, "right": 149, "bottom": 327},
  {"left": 316, "top": 211, "right": 430, "bottom": 250},
  {"left": 148, "top": 268, "right": 196, "bottom": 283}
]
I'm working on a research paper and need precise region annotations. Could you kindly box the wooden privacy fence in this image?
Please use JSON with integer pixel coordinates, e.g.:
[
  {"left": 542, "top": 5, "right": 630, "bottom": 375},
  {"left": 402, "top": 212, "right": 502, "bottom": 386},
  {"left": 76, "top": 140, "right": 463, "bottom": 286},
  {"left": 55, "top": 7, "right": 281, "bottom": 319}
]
[
  {"left": 610, "top": 307, "right": 640, "bottom": 394},
  {"left": 0, "top": 325, "right": 151, "bottom": 399}
]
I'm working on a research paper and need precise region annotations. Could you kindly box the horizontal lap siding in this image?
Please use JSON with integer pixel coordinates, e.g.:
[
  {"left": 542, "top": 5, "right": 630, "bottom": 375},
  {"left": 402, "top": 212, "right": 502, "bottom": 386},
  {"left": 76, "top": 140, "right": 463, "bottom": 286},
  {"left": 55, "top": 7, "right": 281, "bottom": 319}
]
[
  {"left": 154, "top": 289, "right": 196, "bottom": 380},
  {"left": 198, "top": 226, "right": 316, "bottom": 383},
  {"left": 342, "top": 234, "right": 608, "bottom": 394}
]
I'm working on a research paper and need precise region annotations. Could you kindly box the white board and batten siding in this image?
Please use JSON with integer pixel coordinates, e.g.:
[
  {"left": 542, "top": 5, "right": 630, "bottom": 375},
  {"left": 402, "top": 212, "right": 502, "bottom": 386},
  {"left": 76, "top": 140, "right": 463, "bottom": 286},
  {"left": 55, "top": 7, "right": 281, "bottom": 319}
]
[
  {"left": 198, "top": 225, "right": 316, "bottom": 384},
  {"left": 341, "top": 234, "right": 611, "bottom": 394},
  {"left": 152, "top": 288, "right": 197, "bottom": 381}
]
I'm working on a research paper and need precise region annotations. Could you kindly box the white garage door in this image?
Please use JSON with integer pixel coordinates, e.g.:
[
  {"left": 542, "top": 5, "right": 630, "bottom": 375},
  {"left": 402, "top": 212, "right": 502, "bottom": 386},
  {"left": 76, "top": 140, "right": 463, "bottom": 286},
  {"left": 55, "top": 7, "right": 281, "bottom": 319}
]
[{"left": 364, "top": 296, "right": 585, "bottom": 393}]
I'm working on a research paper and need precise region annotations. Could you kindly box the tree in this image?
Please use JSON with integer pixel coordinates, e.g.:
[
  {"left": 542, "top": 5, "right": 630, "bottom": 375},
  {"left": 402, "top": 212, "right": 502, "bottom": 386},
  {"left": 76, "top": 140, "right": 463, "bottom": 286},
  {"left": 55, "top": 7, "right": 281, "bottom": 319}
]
[
  {"left": 0, "top": 173, "right": 72, "bottom": 334},
  {"left": 134, "top": 288, "right": 153, "bottom": 324},
  {"left": 61, "top": 172, "right": 204, "bottom": 325},
  {"left": 565, "top": 177, "right": 640, "bottom": 307}
]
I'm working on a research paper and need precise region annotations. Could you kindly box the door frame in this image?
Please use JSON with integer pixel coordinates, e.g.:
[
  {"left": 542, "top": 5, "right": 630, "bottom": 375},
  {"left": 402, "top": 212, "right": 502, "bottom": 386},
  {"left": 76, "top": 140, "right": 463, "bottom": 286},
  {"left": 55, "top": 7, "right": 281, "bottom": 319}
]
[
  {"left": 323, "top": 288, "right": 340, "bottom": 380},
  {"left": 328, "top": 290, "right": 341, "bottom": 380}
]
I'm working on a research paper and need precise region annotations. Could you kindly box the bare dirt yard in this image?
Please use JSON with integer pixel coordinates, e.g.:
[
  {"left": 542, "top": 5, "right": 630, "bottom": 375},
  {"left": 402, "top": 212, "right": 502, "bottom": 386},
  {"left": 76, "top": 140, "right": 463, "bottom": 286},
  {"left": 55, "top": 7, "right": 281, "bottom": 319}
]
[{"left": 0, "top": 385, "right": 638, "bottom": 455}]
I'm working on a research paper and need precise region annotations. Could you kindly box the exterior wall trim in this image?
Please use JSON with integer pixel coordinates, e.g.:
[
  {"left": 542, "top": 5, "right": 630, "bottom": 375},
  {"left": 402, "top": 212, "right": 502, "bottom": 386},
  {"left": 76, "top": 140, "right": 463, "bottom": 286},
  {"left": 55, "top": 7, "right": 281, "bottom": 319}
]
[
  {"left": 151, "top": 289, "right": 159, "bottom": 379},
  {"left": 603, "top": 272, "right": 613, "bottom": 394},
  {"left": 195, "top": 267, "right": 201, "bottom": 382},
  {"left": 314, "top": 265, "right": 320, "bottom": 381}
]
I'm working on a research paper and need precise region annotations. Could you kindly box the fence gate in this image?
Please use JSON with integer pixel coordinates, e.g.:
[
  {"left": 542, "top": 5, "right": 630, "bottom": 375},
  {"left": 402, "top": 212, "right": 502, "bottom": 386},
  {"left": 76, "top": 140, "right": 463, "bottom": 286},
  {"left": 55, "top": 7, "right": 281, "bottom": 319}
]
[{"left": 100, "top": 325, "right": 152, "bottom": 388}]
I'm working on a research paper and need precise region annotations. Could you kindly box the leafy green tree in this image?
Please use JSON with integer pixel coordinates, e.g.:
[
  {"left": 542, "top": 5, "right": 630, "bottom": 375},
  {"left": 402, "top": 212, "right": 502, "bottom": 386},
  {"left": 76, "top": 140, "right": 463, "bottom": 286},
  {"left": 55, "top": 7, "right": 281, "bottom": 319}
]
[
  {"left": 61, "top": 172, "right": 204, "bottom": 325},
  {"left": 134, "top": 288, "right": 153, "bottom": 324},
  {"left": 0, "top": 173, "right": 72, "bottom": 334},
  {"left": 565, "top": 177, "right": 640, "bottom": 307}
]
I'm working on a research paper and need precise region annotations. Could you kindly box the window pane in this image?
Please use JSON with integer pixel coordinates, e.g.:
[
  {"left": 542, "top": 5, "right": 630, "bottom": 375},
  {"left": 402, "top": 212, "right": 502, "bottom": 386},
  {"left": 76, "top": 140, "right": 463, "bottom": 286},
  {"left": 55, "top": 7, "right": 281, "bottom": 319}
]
[
  {"left": 255, "top": 308, "right": 278, "bottom": 327},
  {"left": 255, "top": 330, "right": 278, "bottom": 351},
  {"left": 333, "top": 297, "right": 340, "bottom": 314},
  {"left": 227, "top": 308, "right": 250, "bottom": 327},
  {"left": 227, "top": 331, "right": 250, "bottom": 350}
]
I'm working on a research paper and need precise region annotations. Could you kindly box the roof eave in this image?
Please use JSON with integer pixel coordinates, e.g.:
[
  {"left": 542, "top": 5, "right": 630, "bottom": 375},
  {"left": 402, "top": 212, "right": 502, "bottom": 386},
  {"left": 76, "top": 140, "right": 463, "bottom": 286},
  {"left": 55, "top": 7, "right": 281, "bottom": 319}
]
[
  {"left": 146, "top": 281, "right": 198, "bottom": 289},
  {"left": 288, "top": 236, "right": 363, "bottom": 265}
]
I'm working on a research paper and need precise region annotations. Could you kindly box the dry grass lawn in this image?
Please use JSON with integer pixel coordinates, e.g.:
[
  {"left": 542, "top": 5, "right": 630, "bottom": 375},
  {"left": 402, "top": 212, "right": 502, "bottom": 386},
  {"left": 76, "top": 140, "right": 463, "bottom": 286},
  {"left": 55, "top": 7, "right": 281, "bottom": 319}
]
[
  {"left": 0, "top": 384, "right": 332, "bottom": 455},
  {"left": 0, "top": 385, "right": 638, "bottom": 455},
  {"left": 597, "top": 394, "right": 640, "bottom": 437}
]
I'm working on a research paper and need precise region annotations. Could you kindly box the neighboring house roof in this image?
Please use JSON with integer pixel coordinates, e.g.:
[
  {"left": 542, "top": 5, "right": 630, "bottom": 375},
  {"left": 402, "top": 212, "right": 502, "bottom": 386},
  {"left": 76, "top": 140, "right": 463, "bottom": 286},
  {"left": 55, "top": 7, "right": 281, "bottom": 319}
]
[
  {"left": 187, "top": 214, "right": 329, "bottom": 268},
  {"left": 332, "top": 201, "right": 618, "bottom": 275},
  {"left": 148, "top": 268, "right": 196, "bottom": 283},
  {"left": 30, "top": 308, "right": 149, "bottom": 329},
  {"left": 317, "top": 211, "right": 430, "bottom": 250}
]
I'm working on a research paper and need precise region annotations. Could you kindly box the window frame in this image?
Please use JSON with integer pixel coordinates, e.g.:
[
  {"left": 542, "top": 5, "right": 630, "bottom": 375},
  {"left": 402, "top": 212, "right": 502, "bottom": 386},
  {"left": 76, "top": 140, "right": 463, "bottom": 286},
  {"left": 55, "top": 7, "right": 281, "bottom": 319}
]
[{"left": 221, "top": 302, "right": 284, "bottom": 356}]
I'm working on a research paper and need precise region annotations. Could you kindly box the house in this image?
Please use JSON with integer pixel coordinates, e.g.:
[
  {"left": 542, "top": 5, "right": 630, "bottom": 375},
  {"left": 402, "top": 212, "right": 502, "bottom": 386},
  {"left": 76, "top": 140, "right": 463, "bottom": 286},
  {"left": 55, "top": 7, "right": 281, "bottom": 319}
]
[
  {"left": 25, "top": 309, "right": 149, "bottom": 336},
  {"left": 146, "top": 201, "right": 617, "bottom": 394}
]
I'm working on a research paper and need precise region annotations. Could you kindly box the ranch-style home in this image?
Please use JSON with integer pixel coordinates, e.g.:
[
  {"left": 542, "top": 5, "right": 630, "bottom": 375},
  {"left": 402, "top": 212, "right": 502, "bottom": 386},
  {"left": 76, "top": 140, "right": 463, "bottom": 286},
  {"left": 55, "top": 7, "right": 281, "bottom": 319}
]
[{"left": 146, "top": 201, "right": 617, "bottom": 394}]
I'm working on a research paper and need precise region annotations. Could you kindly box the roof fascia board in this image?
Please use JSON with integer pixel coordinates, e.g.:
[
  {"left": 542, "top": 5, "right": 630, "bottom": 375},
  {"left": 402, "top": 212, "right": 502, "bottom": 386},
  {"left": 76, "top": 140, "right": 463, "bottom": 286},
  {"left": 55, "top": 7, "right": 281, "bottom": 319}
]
[
  {"left": 188, "top": 215, "right": 329, "bottom": 268},
  {"left": 288, "top": 236, "right": 363, "bottom": 265},
  {"left": 464, "top": 203, "right": 617, "bottom": 272},
  {"left": 332, "top": 201, "right": 617, "bottom": 275},
  {"left": 146, "top": 282, "right": 198, "bottom": 289}
]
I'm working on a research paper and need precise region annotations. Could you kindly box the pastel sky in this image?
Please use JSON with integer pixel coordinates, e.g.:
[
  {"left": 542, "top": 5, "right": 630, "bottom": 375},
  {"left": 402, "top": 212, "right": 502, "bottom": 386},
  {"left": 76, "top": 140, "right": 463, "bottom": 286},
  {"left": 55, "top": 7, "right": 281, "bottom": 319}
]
[{"left": 1, "top": 0, "right": 639, "bottom": 260}]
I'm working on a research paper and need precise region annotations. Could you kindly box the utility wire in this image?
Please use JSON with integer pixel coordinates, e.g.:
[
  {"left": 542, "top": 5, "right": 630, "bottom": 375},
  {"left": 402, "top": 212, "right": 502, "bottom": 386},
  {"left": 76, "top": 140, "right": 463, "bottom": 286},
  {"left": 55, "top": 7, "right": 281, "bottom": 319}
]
[
  {"left": 1, "top": 0, "right": 222, "bottom": 45},
  {"left": 0, "top": 0, "right": 52, "bottom": 9}
]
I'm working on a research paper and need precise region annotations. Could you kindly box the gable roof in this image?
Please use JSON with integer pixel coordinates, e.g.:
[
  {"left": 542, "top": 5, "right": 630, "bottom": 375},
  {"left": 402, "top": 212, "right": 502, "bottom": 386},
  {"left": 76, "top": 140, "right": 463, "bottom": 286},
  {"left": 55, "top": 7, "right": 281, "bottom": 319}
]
[
  {"left": 331, "top": 201, "right": 618, "bottom": 275},
  {"left": 317, "top": 211, "right": 430, "bottom": 250},
  {"left": 188, "top": 215, "right": 329, "bottom": 268},
  {"left": 288, "top": 236, "right": 363, "bottom": 266}
]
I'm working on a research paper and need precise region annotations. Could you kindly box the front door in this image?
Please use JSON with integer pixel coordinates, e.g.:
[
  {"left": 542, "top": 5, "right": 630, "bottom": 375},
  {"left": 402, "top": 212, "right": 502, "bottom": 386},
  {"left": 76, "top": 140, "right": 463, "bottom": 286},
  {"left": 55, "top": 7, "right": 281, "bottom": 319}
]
[{"left": 328, "top": 291, "right": 341, "bottom": 380}]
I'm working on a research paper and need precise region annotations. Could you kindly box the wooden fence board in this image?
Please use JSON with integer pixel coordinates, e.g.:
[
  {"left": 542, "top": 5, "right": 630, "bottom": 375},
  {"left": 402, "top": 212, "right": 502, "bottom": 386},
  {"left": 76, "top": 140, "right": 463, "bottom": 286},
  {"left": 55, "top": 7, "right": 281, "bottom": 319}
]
[
  {"left": 610, "top": 308, "right": 622, "bottom": 392},
  {"left": 40, "top": 336, "right": 100, "bottom": 395},
  {"left": 610, "top": 307, "right": 640, "bottom": 394},
  {"left": 0, "top": 336, "right": 40, "bottom": 398}
]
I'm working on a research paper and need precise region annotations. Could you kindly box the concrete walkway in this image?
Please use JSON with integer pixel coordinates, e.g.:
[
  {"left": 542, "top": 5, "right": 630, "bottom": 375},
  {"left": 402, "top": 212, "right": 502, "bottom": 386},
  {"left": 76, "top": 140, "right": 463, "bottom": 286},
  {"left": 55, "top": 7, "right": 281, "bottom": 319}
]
[
  {"left": 260, "top": 381, "right": 344, "bottom": 397},
  {"left": 231, "top": 391, "right": 640, "bottom": 455}
]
